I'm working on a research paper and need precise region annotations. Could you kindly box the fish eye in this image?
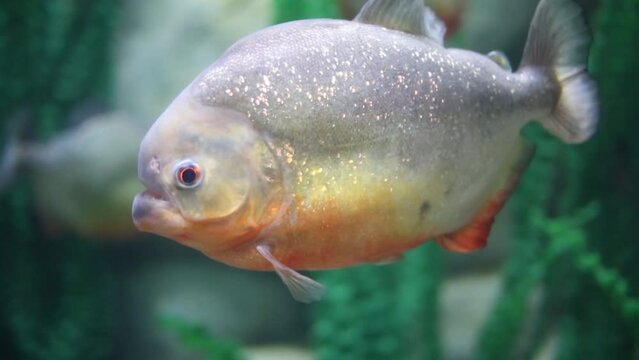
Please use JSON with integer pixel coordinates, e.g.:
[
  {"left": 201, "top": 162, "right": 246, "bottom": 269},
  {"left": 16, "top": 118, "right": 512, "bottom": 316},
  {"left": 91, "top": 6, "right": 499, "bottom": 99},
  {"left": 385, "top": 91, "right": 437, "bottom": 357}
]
[{"left": 174, "top": 160, "right": 203, "bottom": 189}]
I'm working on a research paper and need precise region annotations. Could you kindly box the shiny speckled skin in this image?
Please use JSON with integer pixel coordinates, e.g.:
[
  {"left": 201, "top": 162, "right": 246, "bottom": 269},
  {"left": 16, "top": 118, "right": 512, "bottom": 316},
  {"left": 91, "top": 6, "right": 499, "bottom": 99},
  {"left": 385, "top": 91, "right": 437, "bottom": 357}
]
[{"left": 177, "top": 19, "right": 556, "bottom": 269}]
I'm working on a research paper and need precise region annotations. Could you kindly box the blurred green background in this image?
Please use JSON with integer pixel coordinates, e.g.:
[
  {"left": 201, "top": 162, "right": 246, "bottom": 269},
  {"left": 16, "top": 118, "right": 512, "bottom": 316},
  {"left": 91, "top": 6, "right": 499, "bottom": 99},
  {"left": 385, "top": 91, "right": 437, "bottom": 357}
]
[{"left": 0, "top": 0, "right": 637, "bottom": 359}]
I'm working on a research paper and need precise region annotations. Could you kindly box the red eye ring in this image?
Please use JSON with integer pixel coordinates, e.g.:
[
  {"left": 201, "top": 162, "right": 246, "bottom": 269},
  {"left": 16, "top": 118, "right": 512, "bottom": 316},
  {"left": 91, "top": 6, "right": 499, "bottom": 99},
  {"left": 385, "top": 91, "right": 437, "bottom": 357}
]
[{"left": 174, "top": 160, "right": 203, "bottom": 189}]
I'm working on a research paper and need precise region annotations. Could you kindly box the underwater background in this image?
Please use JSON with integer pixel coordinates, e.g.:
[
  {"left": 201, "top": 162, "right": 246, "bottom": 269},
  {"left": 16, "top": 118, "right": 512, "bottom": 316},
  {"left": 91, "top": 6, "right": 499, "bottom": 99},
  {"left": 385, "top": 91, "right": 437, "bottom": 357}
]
[{"left": 0, "top": 0, "right": 637, "bottom": 359}]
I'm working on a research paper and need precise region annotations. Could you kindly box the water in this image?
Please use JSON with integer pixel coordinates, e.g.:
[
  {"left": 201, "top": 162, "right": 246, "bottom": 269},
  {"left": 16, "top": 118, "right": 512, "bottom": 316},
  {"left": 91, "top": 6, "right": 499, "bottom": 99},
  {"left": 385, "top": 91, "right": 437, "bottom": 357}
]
[{"left": 1, "top": 0, "right": 637, "bottom": 359}]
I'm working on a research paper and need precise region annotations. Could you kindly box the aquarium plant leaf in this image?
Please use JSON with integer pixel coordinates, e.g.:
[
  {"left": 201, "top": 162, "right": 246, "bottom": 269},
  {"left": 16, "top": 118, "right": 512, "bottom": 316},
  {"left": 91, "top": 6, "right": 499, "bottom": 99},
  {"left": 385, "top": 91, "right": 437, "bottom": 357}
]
[{"left": 158, "top": 315, "right": 246, "bottom": 360}]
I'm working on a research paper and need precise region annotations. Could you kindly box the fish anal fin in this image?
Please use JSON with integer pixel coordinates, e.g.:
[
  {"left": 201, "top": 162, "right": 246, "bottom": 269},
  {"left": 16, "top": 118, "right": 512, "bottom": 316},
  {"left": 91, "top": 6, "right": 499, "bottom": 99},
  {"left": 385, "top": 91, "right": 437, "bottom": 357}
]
[
  {"left": 256, "top": 244, "right": 325, "bottom": 303},
  {"left": 436, "top": 143, "right": 535, "bottom": 253},
  {"left": 354, "top": 0, "right": 446, "bottom": 45},
  {"left": 435, "top": 192, "right": 505, "bottom": 252}
]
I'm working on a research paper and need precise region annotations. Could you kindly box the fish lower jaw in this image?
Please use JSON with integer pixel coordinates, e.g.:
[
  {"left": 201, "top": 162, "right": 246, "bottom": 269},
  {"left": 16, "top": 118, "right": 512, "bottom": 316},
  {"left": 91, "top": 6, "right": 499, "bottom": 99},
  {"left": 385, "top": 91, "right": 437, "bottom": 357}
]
[{"left": 132, "top": 191, "right": 186, "bottom": 236}]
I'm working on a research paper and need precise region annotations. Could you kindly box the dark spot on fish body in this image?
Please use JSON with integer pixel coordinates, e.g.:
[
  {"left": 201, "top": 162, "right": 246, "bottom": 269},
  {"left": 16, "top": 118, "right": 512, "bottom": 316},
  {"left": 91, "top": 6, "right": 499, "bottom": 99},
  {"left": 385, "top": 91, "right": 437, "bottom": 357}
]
[{"left": 420, "top": 200, "right": 430, "bottom": 218}]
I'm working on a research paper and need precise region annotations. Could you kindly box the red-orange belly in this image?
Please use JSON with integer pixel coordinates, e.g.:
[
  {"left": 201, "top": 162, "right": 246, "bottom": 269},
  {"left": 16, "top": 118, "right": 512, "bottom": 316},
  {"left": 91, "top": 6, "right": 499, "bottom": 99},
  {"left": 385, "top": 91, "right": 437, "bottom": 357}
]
[{"left": 205, "top": 194, "right": 434, "bottom": 271}]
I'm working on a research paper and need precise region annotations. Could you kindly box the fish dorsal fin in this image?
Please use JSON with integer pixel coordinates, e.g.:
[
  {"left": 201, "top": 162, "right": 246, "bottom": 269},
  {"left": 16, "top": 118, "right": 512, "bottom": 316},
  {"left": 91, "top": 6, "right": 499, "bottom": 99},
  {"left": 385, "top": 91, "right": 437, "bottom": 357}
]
[{"left": 354, "top": 0, "right": 447, "bottom": 45}]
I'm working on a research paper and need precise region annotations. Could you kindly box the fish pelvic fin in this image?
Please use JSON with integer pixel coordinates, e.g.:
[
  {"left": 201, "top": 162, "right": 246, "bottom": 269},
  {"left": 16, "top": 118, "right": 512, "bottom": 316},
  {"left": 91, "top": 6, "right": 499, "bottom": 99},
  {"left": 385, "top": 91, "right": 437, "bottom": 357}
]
[
  {"left": 436, "top": 143, "right": 535, "bottom": 252},
  {"left": 354, "top": 0, "right": 446, "bottom": 45},
  {"left": 256, "top": 244, "right": 325, "bottom": 303},
  {"left": 520, "top": 0, "right": 598, "bottom": 144}
]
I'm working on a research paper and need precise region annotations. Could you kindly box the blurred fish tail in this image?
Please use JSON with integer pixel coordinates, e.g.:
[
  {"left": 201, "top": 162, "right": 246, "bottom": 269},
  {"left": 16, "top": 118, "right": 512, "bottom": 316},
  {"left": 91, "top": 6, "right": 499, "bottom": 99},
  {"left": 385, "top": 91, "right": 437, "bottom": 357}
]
[
  {"left": 0, "top": 109, "right": 30, "bottom": 190},
  {"left": 520, "top": 0, "right": 598, "bottom": 144}
]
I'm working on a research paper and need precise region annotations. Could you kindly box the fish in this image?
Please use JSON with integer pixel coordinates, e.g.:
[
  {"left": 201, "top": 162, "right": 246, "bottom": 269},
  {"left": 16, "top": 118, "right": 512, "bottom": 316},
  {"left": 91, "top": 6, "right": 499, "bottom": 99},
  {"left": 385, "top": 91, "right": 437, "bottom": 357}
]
[
  {"left": 116, "top": 0, "right": 271, "bottom": 123},
  {"left": 1, "top": 111, "right": 145, "bottom": 239},
  {"left": 132, "top": 0, "right": 598, "bottom": 302},
  {"left": 340, "top": 0, "right": 468, "bottom": 36}
]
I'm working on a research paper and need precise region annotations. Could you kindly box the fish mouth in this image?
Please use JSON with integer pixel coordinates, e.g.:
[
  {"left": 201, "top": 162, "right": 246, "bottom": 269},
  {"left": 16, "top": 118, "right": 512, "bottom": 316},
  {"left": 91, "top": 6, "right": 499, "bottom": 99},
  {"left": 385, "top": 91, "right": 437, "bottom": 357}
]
[
  {"left": 132, "top": 190, "right": 186, "bottom": 236},
  {"left": 138, "top": 188, "right": 167, "bottom": 202},
  {"left": 133, "top": 190, "right": 168, "bottom": 218}
]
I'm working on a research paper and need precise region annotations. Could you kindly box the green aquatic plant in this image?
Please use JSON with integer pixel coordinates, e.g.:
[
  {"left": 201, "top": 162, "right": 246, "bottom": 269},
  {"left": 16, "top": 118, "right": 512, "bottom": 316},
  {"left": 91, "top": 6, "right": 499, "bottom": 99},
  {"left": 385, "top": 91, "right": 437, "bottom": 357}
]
[
  {"left": 397, "top": 245, "right": 443, "bottom": 360},
  {"left": 312, "top": 244, "right": 443, "bottom": 360},
  {"left": 475, "top": 0, "right": 639, "bottom": 359},
  {"left": 0, "top": 1, "right": 118, "bottom": 359},
  {"left": 159, "top": 315, "right": 246, "bottom": 360},
  {"left": 273, "top": 0, "right": 341, "bottom": 24},
  {"left": 559, "top": 0, "right": 639, "bottom": 356},
  {"left": 312, "top": 265, "right": 407, "bottom": 360}
]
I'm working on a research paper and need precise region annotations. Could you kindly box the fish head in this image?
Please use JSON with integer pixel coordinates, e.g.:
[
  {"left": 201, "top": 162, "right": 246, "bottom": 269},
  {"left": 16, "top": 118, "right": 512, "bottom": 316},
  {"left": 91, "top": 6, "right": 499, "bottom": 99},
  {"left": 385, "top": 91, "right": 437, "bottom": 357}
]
[{"left": 132, "top": 93, "right": 284, "bottom": 253}]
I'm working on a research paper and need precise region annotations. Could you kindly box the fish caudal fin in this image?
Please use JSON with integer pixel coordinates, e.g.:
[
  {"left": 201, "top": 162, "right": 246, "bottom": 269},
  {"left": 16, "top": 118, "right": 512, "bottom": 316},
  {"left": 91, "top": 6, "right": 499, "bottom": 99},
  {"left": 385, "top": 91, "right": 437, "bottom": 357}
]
[
  {"left": 520, "top": 0, "right": 598, "bottom": 144},
  {"left": 0, "top": 109, "right": 30, "bottom": 190},
  {"left": 256, "top": 244, "right": 325, "bottom": 303}
]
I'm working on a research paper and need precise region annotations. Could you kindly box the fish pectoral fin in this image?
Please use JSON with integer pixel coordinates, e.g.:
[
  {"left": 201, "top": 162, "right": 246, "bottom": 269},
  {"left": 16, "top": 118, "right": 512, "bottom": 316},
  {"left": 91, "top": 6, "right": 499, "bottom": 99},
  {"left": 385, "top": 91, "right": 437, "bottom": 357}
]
[
  {"left": 487, "top": 50, "right": 512, "bottom": 72},
  {"left": 436, "top": 142, "right": 535, "bottom": 253},
  {"left": 354, "top": 0, "right": 446, "bottom": 45},
  {"left": 256, "top": 244, "right": 325, "bottom": 303}
]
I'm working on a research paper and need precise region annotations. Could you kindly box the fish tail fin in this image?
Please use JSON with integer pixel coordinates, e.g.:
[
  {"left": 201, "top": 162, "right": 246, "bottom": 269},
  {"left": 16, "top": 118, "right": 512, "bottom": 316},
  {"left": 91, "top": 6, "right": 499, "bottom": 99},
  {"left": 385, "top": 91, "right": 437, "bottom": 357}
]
[
  {"left": 0, "top": 109, "right": 30, "bottom": 190},
  {"left": 520, "top": 0, "right": 598, "bottom": 144}
]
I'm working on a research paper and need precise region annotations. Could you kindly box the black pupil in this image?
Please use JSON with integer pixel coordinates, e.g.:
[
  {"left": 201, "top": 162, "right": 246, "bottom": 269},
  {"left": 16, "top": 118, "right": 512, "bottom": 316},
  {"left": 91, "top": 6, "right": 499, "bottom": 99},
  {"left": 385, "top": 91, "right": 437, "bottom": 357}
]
[{"left": 181, "top": 167, "right": 197, "bottom": 184}]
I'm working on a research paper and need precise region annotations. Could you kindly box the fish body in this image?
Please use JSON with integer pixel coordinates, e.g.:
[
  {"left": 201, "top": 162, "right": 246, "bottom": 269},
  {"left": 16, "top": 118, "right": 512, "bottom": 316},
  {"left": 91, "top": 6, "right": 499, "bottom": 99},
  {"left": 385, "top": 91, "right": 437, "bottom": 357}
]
[
  {"left": 1, "top": 112, "right": 144, "bottom": 239},
  {"left": 188, "top": 20, "right": 545, "bottom": 268},
  {"left": 133, "top": 0, "right": 598, "bottom": 302},
  {"left": 34, "top": 114, "right": 144, "bottom": 238}
]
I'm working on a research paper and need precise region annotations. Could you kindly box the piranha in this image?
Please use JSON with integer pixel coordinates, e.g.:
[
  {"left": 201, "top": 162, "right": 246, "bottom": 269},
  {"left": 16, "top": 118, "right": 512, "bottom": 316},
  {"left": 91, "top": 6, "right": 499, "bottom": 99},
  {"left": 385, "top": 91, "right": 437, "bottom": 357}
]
[
  {"left": 132, "top": 0, "right": 598, "bottom": 302},
  {"left": 1, "top": 111, "right": 144, "bottom": 239}
]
